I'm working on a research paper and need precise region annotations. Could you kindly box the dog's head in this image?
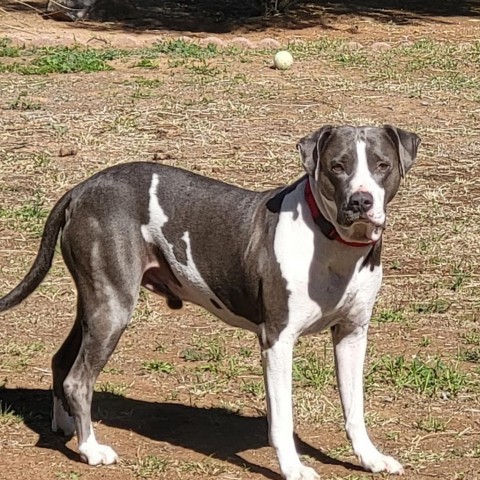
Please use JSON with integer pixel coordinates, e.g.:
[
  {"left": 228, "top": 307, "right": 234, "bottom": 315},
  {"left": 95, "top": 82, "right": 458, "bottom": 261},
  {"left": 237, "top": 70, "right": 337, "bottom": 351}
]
[{"left": 297, "top": 125, "right": 420, "bottom": 243}]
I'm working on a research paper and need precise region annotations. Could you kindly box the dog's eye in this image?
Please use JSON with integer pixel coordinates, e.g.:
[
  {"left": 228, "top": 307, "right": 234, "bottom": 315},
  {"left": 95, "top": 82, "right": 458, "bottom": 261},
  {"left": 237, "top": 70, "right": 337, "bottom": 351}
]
[
  {"left": 331, "top": 164, "right": 345, "bottom": 174},
  {"left": 377, "top": 162, "right": 390, "bottom": 172}
]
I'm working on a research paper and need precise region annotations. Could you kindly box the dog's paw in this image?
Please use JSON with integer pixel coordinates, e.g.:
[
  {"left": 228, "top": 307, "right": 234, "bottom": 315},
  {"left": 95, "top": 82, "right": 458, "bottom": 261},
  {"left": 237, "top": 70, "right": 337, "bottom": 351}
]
[
  {"left": 79, "top": 442, "right": 119, "bottom": 466},
  {"left": 284, "top": 464, "right": 320, "bottom": 480},
  {"left": 360, "top": 452, "right": 404, "bottom": 475}
]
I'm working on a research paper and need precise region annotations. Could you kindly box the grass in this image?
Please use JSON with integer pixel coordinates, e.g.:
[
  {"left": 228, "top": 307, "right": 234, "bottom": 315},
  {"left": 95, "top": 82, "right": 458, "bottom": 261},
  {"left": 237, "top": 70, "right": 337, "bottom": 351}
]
[
  {"left": 130, "top": 455, "right": 169, "bottom": 478},
  {"left": 0, "top": 193, "right": 48, "bottom": 237},
  {"left": 367, "top": 355, "right": 469, "bottom": 396},
  {"left": 413, "top": 298, "right": 451, "bottom": 314},
  {"left": 458, "top": 348, "right": 480, "bottom": 364},
  {"left": 178, "top": 458, "right": 230, "bottom": 476},
  {"left": 9, "top": 91, "right": 42, "bottom": 110},
  {"left": 416, "top": 414, "right": 449, "bottom": 432},
  {"left": 461, "top": 332, "right": 480, "bottom": 346},
  {"left": 0, "top": 402, "right": 23, "bottom": 426},
  {"left": 293, "top": 351, "right": 335, "bottom": 390},
  {"left": 55, "top": 473, "right": 81, "bottom": 480},
  {"left": 142, "top": 360, "right": 174, "bottom": 373},
  {"left": 0, "top": 39, "right": 220, "bottom": 75},
  {"left": 148, "top": 39, "right": 220, "bottom": 59},
  {"left": 128, "top": 455, "right": 231, "bottom": 478},
  {"left": 94, "top": 381, "right": 130, "bottom": 396},
  {"left": 372, "top": 308, "right": 406, "bottom": 323},
  {"left": 0, "top": 341, "right": 45, "bottom": 356},
  {"left": 0, "top": 46, "right": 123, "bottom": 74},
  {"left": 0, "top": 37, "right": 20, "bottom": 57},
  {"left": 180, "top": 336, "right": 226, "bottom": 363}
]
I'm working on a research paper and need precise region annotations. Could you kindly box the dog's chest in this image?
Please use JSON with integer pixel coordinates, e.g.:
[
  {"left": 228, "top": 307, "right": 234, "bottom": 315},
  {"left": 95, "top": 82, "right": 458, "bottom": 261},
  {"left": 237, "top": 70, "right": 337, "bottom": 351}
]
[{"left": 274, "top": 188, "right": 381, "bottom": 334}]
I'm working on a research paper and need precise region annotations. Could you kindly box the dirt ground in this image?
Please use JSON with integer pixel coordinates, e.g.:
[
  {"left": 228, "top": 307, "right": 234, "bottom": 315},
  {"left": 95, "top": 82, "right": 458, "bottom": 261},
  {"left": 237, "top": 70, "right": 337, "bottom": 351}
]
[{"left": 0, "top": 1, "right": 479, "bottom": 480}]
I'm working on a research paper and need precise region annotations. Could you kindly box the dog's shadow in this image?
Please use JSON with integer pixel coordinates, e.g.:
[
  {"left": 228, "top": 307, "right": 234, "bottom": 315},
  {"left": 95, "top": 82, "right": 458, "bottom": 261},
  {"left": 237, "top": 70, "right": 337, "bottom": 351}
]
[{"left": 0, "top": 388, "right": 362, "bottom": 479}]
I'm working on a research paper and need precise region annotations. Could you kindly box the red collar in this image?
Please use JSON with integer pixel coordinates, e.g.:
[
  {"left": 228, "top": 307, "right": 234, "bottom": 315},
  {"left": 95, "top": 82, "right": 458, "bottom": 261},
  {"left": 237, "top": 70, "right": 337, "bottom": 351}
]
[{"left": 304, "top": 180, "right": 376, "bottom": 248}]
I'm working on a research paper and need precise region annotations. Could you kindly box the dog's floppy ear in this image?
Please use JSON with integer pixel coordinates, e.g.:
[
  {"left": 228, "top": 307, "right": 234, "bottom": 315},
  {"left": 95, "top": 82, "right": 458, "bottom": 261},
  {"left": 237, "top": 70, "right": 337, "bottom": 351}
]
[
  {"left": 384, "top": 125, "right": 421, "bottom": 178},
  {"left": 297, "top": 125, "right": 334, "bottom": 177}
]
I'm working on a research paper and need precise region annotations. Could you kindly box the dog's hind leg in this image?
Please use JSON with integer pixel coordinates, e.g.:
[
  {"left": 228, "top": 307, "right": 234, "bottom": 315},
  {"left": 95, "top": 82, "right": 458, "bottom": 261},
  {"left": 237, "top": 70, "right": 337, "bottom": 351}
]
[
  {"left": 62, "top": 278, "right": 140, "bottom": 465},
  {"left": 58, "top": 216, "right": 144, "bottom": 465}
]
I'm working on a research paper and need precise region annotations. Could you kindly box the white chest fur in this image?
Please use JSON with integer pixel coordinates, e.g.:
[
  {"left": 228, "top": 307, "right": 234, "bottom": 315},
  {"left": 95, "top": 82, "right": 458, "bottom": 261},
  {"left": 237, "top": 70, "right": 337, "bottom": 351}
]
[{"left": 273, "top": 181, "right": 382, "bottom": 337}]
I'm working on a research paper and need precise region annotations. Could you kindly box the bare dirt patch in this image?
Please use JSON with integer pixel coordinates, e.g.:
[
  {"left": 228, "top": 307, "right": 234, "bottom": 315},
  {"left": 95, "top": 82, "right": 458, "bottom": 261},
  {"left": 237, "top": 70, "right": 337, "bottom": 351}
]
[{"left": 0, "top": 2, "right": 479, "bottom": 480}]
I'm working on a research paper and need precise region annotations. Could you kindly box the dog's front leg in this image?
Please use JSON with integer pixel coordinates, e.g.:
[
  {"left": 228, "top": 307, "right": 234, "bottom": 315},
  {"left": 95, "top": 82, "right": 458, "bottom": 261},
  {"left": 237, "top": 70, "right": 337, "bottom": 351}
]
[
  {"left": 332, "top": 323, "right": 404, "bottom": 475},
  {"left": 262, "top": 335, "right": 319, "bottom": 480}
]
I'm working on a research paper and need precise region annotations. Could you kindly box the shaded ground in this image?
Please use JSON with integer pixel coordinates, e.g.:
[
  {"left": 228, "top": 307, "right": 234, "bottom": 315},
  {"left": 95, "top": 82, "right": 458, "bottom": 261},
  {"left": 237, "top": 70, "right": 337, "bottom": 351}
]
[
  {"left": 3, "top": 0, "right": 480, "bottom": 30},
  {"left": 1, "top": 0, "right": 480, "bottom": 45},
  {"left": 0, "top": 4, "right": 479, "bottom": 480}
]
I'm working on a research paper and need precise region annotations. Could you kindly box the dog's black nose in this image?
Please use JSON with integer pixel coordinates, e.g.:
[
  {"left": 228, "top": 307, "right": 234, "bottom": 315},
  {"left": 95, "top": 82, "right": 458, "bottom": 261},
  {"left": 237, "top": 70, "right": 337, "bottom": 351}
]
[{"left": 348, "top": 192, "right": 373, "bottom": 213}]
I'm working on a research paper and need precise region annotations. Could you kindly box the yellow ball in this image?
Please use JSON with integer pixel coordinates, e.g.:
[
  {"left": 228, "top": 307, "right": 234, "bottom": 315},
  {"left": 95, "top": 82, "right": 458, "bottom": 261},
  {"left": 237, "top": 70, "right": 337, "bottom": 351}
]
[{"left": 274, "top": 50, "right": 293, "bottom": 70}]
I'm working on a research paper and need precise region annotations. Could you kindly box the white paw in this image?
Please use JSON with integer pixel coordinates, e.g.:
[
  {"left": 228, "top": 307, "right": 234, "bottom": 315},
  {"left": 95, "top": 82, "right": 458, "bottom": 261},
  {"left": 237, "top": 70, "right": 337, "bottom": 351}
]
[
  {"left": 360, "top": 452, "right": 404, "bottom": 475},
  {"left": 79, "top": 442, "right": 119, "bottom": 466},
  {"left": 284, "top": 464, "right": 320, "bottom": 480},
  {"left": 51, "top": 397, "right": 75, "bottom": 437}
]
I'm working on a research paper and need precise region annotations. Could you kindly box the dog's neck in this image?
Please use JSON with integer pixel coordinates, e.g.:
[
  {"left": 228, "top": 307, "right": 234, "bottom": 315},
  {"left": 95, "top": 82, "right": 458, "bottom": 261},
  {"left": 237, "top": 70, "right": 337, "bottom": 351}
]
[{"left": 304, "top": 179, "right": 377, "bottom": 248}]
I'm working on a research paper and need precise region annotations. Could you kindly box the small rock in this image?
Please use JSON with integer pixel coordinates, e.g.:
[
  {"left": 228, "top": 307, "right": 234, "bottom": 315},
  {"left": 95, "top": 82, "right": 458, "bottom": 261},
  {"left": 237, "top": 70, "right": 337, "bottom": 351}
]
[
  {"left": 58, "top": 146, "right": 78, "bottom": 157},
  {"left": 370, "top": 42, "right": 392, "bottom": 52},
  {"left": 229, "top": 37, "right": 255, "bottom": 49},
  {"left": 256, "top": 38, "right": 281, "bottom": 50},
  {"left": 199, "top": 36, "right": 225, "bottom": 48}
]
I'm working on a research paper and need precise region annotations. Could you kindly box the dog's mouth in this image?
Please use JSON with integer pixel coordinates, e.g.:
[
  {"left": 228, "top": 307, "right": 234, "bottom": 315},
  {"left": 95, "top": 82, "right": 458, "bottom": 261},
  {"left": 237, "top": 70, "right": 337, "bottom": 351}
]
[
  {"left": 337, "top": 212, "right": 386, "bottom": 243},
  {"left": 341, "top": 210, "right": 386, "bottom": 229}
]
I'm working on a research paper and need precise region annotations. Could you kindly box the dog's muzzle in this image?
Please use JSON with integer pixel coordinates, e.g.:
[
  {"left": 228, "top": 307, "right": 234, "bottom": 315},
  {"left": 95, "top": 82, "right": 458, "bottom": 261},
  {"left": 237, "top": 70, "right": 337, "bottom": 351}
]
[{"left": 341, "top": 192, "right": 385, "bottom": 228}]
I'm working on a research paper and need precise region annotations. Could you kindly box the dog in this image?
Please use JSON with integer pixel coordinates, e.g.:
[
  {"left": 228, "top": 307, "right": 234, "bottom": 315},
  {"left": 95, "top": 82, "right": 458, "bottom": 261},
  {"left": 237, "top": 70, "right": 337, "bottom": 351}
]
[{"left": 0, "top": 124, "right": 419, "bottom": 479}]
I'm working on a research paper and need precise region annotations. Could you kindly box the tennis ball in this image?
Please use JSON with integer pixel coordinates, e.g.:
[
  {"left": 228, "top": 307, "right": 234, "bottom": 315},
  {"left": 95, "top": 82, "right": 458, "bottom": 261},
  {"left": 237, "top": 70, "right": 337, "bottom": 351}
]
[{"left": 274, "top": 50, "right": 293, "bottom": 70}]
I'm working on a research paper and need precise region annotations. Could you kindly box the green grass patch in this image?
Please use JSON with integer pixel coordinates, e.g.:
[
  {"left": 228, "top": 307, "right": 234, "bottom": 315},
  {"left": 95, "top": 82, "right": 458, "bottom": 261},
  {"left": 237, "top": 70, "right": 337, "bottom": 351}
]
[
  {"left": 368, "top": 355, "right": 469, "bottom": 396},
  {"left": 180, "top": 336, "right": 225, "bottom": 363},
  {"left": 416, "top": 414, "right": 448, "bottom": 433},
  {"left": 0, "top": 46, "right": 125, "bottom": 75},
  {"left": 413, "top": 298, "right": 450, "bottom": 314},
  {"left": 0, "top": 38, "right": 21, "bottom": 57},
  {"left": 293, "top": 352, "right": 334, "bottom": 390},
  {"left": 0, "top": 195, "right": 48, "bottom": 237},
  {"left": 372, "top": 308, "right": 405, "bottom": 323},
  {"left": 149, "top": 39, "right": 219, "bottom": 59},
  {"left": 94, "top": 381, "right": 130, "bottom": 396},
  {"left": 142, "top": 360, "right": 174, "bottom": 374}
]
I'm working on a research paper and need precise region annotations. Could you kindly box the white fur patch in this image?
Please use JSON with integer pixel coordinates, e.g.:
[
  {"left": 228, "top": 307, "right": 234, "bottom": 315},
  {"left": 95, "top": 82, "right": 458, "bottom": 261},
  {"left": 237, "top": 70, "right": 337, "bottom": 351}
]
[
  {"left": 350, "top": 140, "right": 386, "bottom": 226},
  {"left": 273, "top": 180, "right": 382, "bottom": 337},
  {"left": 141, "top": 174, "right": 259, "bottom": 333},
  {"left": 78, "top": 427, "right": 118, "bottom": 466}
]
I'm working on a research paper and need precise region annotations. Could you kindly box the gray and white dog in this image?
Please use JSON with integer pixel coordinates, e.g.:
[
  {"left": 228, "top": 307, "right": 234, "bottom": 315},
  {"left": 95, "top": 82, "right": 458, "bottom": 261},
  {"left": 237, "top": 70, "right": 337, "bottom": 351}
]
[{"left": 0, "top": 125, "right": 419, "bottom": 479}]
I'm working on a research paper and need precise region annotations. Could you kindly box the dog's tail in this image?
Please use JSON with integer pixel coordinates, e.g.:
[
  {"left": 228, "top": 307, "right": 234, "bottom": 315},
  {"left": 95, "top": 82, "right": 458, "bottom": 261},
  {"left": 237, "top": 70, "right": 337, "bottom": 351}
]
[{"left": 0, "top": 191, "right": 71, "bottom": 312}]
